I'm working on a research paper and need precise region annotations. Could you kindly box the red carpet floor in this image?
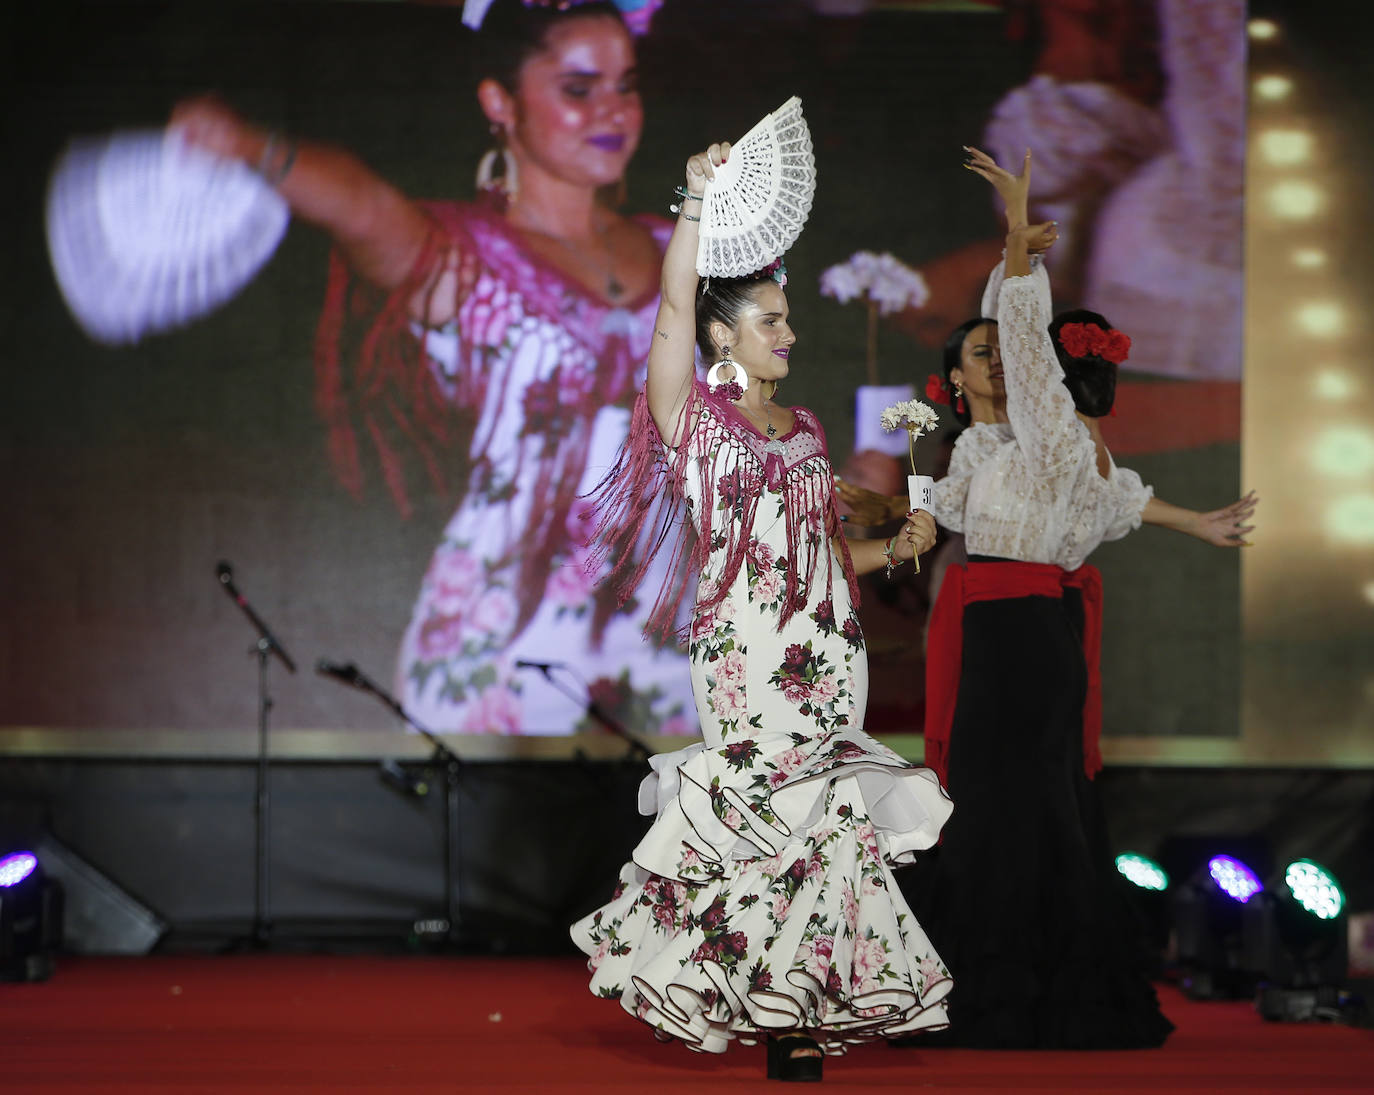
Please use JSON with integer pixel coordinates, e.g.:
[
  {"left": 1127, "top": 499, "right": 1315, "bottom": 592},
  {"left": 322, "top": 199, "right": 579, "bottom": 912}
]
[{"left": 2, "top": 955, "right": 1370, "bottom": 1093}]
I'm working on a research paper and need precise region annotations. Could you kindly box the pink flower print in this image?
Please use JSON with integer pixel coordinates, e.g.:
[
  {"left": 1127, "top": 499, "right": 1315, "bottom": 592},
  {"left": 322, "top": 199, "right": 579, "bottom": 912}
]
[
  {"left": 753, "top": 566, "right": 783, "bottom": 605},
  {"left": 841, "top": 882, "right": 859, "bottom": 932},
  {"left": 712, "top": 681, "right": 747, "bottom": 724},
  {"left": 428, "top": 546, "right": 483, "bottom": 607},
  {"left": 591, "top": 937, "right": 611, "bottom": 970},
  {"left": 547, "top": 549, "right": 595, "bottom": 608},
  {"left": 722, "top": 805, "right": 744, "bottom": 831},
  {"left": 714, "top": 594, "right": 737, "bottom": 625},
  {"left": 770, "top": 893, "right": 791, "bottom": 922},
  {"left": 860, "top": 875, "right": 883, "bottom": 898},
  {"left": 636, "top": 994, "right": 653, "bottom": 1019},
  {"left": 460, "top": 683, "right": 523, "bottom": 733},
  {"left": 805, "top": 851, "right": 826, "bottom": 881},
  {"left": 776, "top": 747, "right": 807, "bottom": 777},
  {"left": 757, "top": 854, "right": 784, "bottom": 880},
  {"left": 679, "top": 847, "right": 703, "bottom": 873},
  {"left": 417, "top": 611, "right": 467, "bottom": 659},
  {"left": 749, "top": 537, "right": 776, "bottom": 570},
  {"left": 855, "top": 822, "right": 880, "bottom": 862},
  {"left": 918, "top": 955, "right": 944, "bottom": 987},
  {"left": 565, "top": 499, "right": 598, "bottom": 548},
  {"left": 781, "top": 676, "right": 813, "bottom": 706},
  {"left": 717, "top": 649, "right": 747, "bottom": 691},
  {"left": 471, "top": 587, "right": 518, "bottom": 639},
  {"left": 801, "top": 933, "right": 835, "bottom": 982},
  {"left": 812, "top": 672, "right": 840, "bottom": 706},
  {"left": 851, "top": 935, "right": 888, "bottom": 988}
]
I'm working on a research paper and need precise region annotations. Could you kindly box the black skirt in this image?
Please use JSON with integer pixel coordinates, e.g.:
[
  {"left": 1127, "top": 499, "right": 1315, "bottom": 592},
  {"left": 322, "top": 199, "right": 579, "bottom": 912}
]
[{"left": 903, "top": 564, "right": 1173, "bottom": 1049}]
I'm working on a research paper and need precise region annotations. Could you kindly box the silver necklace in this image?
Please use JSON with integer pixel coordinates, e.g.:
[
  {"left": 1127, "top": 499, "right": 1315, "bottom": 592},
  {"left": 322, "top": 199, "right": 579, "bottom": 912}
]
[{"left": 532, "top": 216, "right": 624, "bottom": 301}]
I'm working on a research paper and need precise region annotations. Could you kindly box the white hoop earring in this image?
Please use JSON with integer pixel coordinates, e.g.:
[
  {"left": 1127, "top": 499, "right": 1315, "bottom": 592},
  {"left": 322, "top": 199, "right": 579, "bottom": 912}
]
[
  {"left": 707, "top": 347, "right": 748, "bottom": 395},
  {"left": 476, "top": 130, "right": 518, "bottom": 199}
]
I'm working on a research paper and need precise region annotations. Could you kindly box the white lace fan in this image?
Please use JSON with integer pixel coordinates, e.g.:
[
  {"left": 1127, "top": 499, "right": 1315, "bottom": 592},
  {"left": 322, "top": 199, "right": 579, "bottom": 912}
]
[
  {"left": 46, "top": 129, "right": 290, "bottom": 346},
  {"left": 696, "top": 96, "right": 816, "bottom": 279}
]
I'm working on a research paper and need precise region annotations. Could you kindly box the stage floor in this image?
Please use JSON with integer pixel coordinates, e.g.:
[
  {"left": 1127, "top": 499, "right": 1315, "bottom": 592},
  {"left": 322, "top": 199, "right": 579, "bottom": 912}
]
[{"left": 2, "top": 955, "right": 1370, "bottom": 1092}]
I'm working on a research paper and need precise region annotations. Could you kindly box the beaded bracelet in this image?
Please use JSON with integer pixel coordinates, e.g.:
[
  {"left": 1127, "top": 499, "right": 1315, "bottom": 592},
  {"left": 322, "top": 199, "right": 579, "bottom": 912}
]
[
  {"left": 256, "top": 132, "right": 298, "bottom": 187},
  {"left": 670, "top": 185, "right": 704, "bottom": 217},
  {"left": 882, "top": 536, "right": 900, "bottom": 579}
]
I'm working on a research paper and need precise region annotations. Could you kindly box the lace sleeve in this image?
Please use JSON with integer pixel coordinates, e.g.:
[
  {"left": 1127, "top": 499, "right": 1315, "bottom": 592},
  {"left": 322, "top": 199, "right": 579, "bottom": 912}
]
[
  {"left": 980, "top": 256, "right": 1007, "bottom": 319},
  {"left": 997, "top": 264, "right": 1089, "bottom": 477},
  {"left": 1101, "top": 466, "right": 1154, "bottom": 542},
  {"left": 931, "top": 436, "right": 976, "bottom": 532}
]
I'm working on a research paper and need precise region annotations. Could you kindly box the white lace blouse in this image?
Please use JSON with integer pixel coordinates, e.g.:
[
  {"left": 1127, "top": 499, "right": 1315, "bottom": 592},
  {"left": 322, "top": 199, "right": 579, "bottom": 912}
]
[{"left": 931, "top": 258, "right": 1152, "bottom": 571}]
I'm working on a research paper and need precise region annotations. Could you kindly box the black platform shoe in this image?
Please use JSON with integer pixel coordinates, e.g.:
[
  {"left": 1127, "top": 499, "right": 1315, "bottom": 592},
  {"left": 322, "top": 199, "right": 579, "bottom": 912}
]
[{"left": 766, "top": 1032, "right": 823, "bottom": 1082}]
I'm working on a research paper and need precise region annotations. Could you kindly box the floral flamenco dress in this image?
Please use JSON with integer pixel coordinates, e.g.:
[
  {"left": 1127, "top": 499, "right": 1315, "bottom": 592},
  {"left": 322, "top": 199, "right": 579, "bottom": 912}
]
[
  {"left": 571, "top": 382, "right": 954, "bottom": 1054},
  {"left": 314, "top": 198, "right": 696, "bottom": 734}
]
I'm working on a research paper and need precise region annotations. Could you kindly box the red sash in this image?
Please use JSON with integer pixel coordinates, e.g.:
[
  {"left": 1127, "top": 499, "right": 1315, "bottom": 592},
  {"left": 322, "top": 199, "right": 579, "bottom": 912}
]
[{"left": 924, "top": 560, "right": 1104, "bottom": 785}]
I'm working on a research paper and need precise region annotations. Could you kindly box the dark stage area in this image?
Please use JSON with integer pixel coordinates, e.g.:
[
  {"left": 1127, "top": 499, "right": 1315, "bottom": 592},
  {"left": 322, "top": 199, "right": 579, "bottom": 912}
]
[{"left": 1, "top": 757, "right": 1371, "bottom": 956}]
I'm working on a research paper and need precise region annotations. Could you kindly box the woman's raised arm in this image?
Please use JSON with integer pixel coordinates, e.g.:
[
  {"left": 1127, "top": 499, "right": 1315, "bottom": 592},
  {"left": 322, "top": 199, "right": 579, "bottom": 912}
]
[
  {"left": 645, "top": 142, "right": 729, "bottom": 444},
  {"left": 170, "top": 96, "right": 440, "bottom": 313}
]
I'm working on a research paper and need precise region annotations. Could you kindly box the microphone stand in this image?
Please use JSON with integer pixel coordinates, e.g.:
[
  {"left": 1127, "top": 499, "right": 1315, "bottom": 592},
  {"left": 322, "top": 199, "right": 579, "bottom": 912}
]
[
  {"left": 315, "top": 661, "right": 465, "bottom": 949},
  {"left": 516, "top": 662, "right": 650, "bottom": 763},
  {"left": 215, "top": 562, "right": 296, "bottom": 949}
]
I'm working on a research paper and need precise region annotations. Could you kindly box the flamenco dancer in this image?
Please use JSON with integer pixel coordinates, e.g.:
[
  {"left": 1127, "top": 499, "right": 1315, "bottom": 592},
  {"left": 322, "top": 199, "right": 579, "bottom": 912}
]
[
  {"left": 571, "top": 141, "right": 955, "bottom": 1081},
  {"left": 171, "top": 0, "right": 694, "bottom": 735},
  {"left": 903, "top": 146, "right": 1255, "bottom": 1049}
]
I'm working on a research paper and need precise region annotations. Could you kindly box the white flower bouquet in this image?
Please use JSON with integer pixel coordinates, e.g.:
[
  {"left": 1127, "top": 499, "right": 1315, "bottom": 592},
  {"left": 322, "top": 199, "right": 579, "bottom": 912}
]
[
  {"left": 881, "top": 398, "right": 941, "bottom": 513},
  {"left": 820, "top": 251, "right": 929, "bottom": 385}
]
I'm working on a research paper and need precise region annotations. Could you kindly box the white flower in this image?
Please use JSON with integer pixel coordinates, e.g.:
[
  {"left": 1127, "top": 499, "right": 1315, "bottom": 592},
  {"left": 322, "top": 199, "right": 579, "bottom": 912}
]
[
  {"left": 819, "top": 251, "right": 929, "bottom": 314},
  {"left": 879, "top": 398, "right": 940, "bottom": 438}
]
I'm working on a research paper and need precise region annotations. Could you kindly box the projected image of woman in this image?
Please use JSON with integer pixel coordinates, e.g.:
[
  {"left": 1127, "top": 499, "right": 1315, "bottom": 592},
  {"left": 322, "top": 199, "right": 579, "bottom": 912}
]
[
  {"left": 571, "top": 139, "right": 956, "bottom": 1080},
  {"left": 170, "top": 0, "right": 694, "bottom": 734}
]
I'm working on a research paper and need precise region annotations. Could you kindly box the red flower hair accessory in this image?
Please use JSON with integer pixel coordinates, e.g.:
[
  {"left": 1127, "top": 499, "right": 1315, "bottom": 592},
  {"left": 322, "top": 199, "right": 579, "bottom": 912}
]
[
  {"left": 1057, "top": 322, "right": 1131, "bottom": 364},
  {"left": 925, "top": 374, "right": 951, "bottom": 403}
]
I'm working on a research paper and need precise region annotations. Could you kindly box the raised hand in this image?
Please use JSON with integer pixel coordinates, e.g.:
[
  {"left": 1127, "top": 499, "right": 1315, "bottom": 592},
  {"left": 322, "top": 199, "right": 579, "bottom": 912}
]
[
  {"left": 893, "top": 509, "right": 938, "bottom": 561},
  {"left": 1189, "top": 490, "right": 1259, "bottom": 547},
  {"left": 169, "top": 95, "right": 257, "bottom": 162},
  {"left": 963, "top": 144, "right": 1031, "bottom": 227},
  {"left": 686, "top": 141, "right": 730, "bottom": 196}
]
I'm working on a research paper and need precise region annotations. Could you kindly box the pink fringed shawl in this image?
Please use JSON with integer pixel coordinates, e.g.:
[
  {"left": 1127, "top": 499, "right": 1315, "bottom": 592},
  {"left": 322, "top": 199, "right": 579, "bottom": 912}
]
[
  {"left": 313, "top": 197, "right": 669, "bottom": 641},
  {"left": 590, "top": 381, "right": 860, "bottom": 641}
]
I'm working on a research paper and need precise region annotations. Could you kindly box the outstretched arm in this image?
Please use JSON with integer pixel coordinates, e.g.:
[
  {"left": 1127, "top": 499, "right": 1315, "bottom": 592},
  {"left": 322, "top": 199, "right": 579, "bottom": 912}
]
[
  {"left": 844, "top": 510, "right": 937, "bottom": 576},
  {"left": 1143, "top": 492, "right": 1258, "bottom": 547},
  {"left": 170, "top": 96, "right": 439, "bottom": 313},
  {"left": 646, "top": 142, "right": 729, "bottom": 444}
]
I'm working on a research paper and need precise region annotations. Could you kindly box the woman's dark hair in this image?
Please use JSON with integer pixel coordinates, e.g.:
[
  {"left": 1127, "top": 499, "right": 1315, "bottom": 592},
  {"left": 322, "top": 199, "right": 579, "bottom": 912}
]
[
  {"left": 695, "top": 275, "right": 775, "bottom": 362},
  {"left": 1048, "top": 308, "right": 1118, "bottom": 418},
  {"left": 474, "top": 0, "right": 627, "bottom": 92},
  {"left": 941, "top": 316, "right": 995, "bottom": 428}
]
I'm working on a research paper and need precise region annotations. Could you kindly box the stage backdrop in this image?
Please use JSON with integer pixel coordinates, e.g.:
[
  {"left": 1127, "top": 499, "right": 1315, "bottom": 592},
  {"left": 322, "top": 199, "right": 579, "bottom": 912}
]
[{"left": 3, "top": 0, "right": 1345, "bottom": 766}]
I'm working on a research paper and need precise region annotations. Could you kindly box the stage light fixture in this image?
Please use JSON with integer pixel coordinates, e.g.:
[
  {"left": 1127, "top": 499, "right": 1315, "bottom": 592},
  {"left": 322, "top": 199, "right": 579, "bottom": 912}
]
[
  {"left": 1242, "top": 859, "right": 1359, "bottom": 1024},
  {"left": 1258, "top": 129, "right": 1313, "bottom": 166},
  {"left": 1294, "top": 301, "right": 1345, "bottom": 337},
  {"left": 1116, "top": 852, "right": 1169, "bottom": 892},
  {"left": 1313, "top": 368, "right": 1354, "bottom": 400},
  {"left": 1173, "top": 854, "right": 1264, "bottom": 1000},
  {"left": 1325, "top": 494, "right": 1374, "bottom": 545},
  {"left": 1248, "top": 18, "right": 1279, "bottom": 41},
  {"left": 1310, "top": 427, "right": 1374, "bottom": 479},
  {"left": 1269, "top": 181, "right": 1323, "bottom": 219},
  {"left": 1116, "top": 853, "right": 1172, "bottom": 970},
  {"left": 1253, "top": 74, "right": 1293, "bottom": 101},
  {"left": 1, "top": 849, "right": 63, "bottom": 983}
]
